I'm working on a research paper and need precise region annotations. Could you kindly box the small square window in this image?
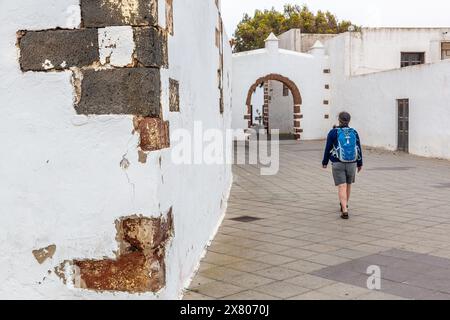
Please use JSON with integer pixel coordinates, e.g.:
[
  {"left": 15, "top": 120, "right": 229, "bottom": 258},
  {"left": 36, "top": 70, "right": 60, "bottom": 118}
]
[{"left": 325, "top": 84, "right": 330, "bottom": 89}]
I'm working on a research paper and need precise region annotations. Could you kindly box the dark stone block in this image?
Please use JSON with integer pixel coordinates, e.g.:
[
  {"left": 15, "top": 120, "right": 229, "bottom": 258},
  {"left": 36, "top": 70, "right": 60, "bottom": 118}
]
[
  {"left": 169, "top": 78, "right": 179, "bottom": 112},
  {"left": 134, "top": 27, "right": 168, "bottom": 68},
  {"left": 81, "top": 0, "right": 157, "bottom": 27},
  {"left": 18, "top": 29, "right": 99, "bottom": 71},
  {"left": 76, "top": 68, "right": 160, "bottom": 116}
]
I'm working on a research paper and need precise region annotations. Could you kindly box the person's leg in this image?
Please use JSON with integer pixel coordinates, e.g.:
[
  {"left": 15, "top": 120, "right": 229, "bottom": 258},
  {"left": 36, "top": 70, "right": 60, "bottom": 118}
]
[
  {"left": 345, "top": 163, "right": 357, "bottom": 210},
  {"left": 332, "top": 163, "right": 349, "bottom": 218},
  {"left": 338, "top": 184, "right": 348, "bottom": 213}
]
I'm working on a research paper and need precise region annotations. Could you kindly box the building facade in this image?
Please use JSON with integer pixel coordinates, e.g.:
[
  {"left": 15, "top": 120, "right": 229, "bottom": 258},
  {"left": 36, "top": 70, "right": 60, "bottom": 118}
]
[
  {"left": 232, "top": 28, "right": 450, "bottom": 159},
  {"left": 1, "top": 1, "right": 450, "bottom": 300},
  {"left": 0, "top": 0, "right": 232, "bottom": 299}
]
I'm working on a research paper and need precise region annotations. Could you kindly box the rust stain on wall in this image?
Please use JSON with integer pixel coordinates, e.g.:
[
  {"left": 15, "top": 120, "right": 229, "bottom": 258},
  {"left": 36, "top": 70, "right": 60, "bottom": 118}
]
[
  {"left": 54, "top": 261, "right": 71, "bottom": 285},
  {"left": 138, "top": 150, "right": 148, "bottom": 163},
  {"left": 165, "top": 0, "right": 174, "bottom": 35},
  {"left": 71, "top": 209, "right": 173, "bottom": 293},
  {"left": 133, "top": 117, "right": 170, "bottom": 152},
  {"left": 32, "top": 244, "right": 56, "bottom": 264}
]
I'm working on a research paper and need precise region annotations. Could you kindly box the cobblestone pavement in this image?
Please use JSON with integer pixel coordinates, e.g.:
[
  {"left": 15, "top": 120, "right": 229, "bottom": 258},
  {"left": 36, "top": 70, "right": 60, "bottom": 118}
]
[{"left": 185, "top": 140, "right": 450, "bottom": 300}]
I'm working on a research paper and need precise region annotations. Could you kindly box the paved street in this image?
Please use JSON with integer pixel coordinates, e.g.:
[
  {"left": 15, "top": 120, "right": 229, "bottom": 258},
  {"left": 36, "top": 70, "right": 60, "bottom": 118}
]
[{"left": 184, "top": 140, "right": 450, "bottom": 300}]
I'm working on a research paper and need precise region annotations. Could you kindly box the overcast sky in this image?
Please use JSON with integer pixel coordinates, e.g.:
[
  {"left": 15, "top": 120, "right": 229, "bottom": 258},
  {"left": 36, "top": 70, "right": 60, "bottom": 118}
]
[{"left": 222, "top": 0, "right": 450, "bottom": 36}]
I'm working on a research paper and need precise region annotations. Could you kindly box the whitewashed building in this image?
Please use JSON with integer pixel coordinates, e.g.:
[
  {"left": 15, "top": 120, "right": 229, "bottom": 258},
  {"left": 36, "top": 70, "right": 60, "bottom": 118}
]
[
  {"left": 2, "top": 0, "right": 450, "bottom": 301},
  {"left": 0, "top": 0, "right": 232, "bottom": 299},
  {"left": 232, "top": 28, "right": 450, "bottom": 159}
]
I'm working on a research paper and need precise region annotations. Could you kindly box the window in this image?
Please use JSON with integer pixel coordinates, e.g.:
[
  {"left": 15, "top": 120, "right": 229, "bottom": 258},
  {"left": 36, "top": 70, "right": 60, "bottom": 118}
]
[
  {"left": 401, "top": 52, "right": 425, "bottom": 67},
  {"left": 283, "top": 84, "right": 289, "bottom": 96},
  {"left": 442, "top": 42, "right": 450, "bottom": 60}
]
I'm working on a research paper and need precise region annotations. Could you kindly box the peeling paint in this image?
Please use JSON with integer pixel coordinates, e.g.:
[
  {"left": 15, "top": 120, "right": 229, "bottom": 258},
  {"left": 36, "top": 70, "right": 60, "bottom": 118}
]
[
  {"left": 120, "top": 156, "right": 130, "bottom": 170},
  {"left": 32, "top": 244, "right": 56, "bottom": 264},
  {"left": 54, "top": 261, "right": 72, "bottom": 285},
  {"left": 98, "top": 26, "right": 135, "bottom": 67},
  {"left": 42, "top": 59, "right": 54, "bottom": 70},
  {"left": 102, "top": 0, "right": 140, "bottom": 25},
  {"left": 133, "top": 117, "right": 170, "bottom": 152},
  {"left": 138, "top": 150, "right": 147, "bottom": 164},
  {"left": 66, "top": 209, "right": 174, "bottom": 293},
  {"left": 70, "top": 67, "right": 83, "bottom": 105},
  {"left": 165, "top": 0, "right": 174, "bottom": 35}
]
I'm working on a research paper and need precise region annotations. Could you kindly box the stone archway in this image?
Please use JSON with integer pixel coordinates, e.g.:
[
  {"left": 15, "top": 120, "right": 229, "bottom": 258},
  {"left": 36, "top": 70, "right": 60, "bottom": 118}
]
[{"left": 245, "top": 73, "right": 303, "bottom": 140}]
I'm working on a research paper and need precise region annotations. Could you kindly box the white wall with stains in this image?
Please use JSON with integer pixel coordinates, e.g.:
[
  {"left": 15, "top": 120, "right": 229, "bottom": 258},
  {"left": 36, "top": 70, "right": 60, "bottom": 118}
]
[
  {"left": 0, "top": 0, "right": 232, "bottom": 299},
  {"left": 244, "top": 28, "right": 450, "bottom": 159},
  {"left": 326, "top": 32, "right": 450, "bottom": 160},
  {"left": 345, "top": 28, "right": 450, "bottom": 76}
]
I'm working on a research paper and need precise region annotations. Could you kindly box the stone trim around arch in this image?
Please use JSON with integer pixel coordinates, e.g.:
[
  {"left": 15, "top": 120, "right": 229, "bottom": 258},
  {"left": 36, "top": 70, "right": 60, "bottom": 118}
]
[{"left": 245, "top": 73, "right": 303, "bottom": 140}]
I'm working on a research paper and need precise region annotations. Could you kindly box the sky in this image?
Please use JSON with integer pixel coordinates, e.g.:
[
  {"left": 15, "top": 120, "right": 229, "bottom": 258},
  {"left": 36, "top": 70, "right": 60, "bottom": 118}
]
[{"left": 221, "top": 0, "right": 450, "bottom": 37}]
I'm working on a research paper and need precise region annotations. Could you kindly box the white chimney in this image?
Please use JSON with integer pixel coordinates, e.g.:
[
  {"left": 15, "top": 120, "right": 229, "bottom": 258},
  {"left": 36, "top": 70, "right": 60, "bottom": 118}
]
[
  {"left": 309, "top": 40, "right": 325, "bottom": 56},
  {"left": 265, "top": 32, "right": 279, "bottom": 53}
]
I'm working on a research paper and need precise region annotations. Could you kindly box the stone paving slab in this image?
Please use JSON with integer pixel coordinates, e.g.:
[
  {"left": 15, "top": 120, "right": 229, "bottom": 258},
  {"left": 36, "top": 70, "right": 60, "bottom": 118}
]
[
  {"left": 312, "top": 249, "right": 450, "bottom": 299},
  {"left": 184, "top": 140, "right": 450, "bottom": 300}
]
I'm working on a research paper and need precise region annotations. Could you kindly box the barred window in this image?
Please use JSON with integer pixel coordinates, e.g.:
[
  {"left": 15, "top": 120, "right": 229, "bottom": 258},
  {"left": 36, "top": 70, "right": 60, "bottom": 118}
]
[{"left": 401, "top": 52, "right": 425, "bottom": 67}]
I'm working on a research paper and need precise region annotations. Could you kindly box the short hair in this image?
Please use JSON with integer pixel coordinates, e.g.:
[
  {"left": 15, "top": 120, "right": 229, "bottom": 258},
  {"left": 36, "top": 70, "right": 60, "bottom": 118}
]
[{"left": 338, "top": 112, "right": 351, "bottom": 126}]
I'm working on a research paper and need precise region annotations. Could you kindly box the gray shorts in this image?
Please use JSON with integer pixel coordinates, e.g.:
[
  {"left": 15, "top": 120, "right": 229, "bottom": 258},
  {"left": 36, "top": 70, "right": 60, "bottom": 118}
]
[{"left": 332, "top": 162, "right": 357, "bottom": 186}]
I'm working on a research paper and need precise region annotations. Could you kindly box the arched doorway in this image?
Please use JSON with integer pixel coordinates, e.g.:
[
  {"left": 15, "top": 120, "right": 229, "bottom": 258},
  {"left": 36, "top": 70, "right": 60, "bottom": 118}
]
[{"left": 245, "top": 74, "right": 302, "bottom": 140}]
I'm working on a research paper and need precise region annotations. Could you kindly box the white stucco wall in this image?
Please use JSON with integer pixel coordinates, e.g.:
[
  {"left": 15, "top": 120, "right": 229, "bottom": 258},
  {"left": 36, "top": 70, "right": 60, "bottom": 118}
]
[
  {"left": 0, "top": 0, "right": 232, "bottom": 299},
  {"left": 278, "top": 29, "right": 302, "bottom": 52},
  {"left": 278, "top": 29, "right": 338, "bottom": 53},
  {"left": 232, "top": 40, "right": 331, "bottom": 140},
  {"left": 346, "top": 28, "right": 450, "bottom": 76},
  {"left": 331, "top": 60, "right": 450, "bottom": 160},
  {"left": 326, "top": 33, "right": 450, "bottom": 160}
]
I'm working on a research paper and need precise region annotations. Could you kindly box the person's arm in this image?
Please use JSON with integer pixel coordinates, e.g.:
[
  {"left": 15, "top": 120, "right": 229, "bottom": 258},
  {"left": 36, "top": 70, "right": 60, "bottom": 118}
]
[
  {"left": 322, "top": 130, "right": 334, "bottom": 167},
  {"left": 356, "top": 132, "right": 363, "bottom": 169}
]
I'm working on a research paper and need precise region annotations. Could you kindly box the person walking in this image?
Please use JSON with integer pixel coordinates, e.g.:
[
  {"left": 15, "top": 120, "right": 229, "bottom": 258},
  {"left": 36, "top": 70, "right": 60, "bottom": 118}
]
[{"left": 322, "top": 112, "right": 363, "bottom": 219}]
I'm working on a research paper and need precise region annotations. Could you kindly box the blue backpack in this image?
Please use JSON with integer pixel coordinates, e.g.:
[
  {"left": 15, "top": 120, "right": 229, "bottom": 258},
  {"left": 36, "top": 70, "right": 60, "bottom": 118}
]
[{"left": 333, "top": 128, "right": 359, "bottom": 162}]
